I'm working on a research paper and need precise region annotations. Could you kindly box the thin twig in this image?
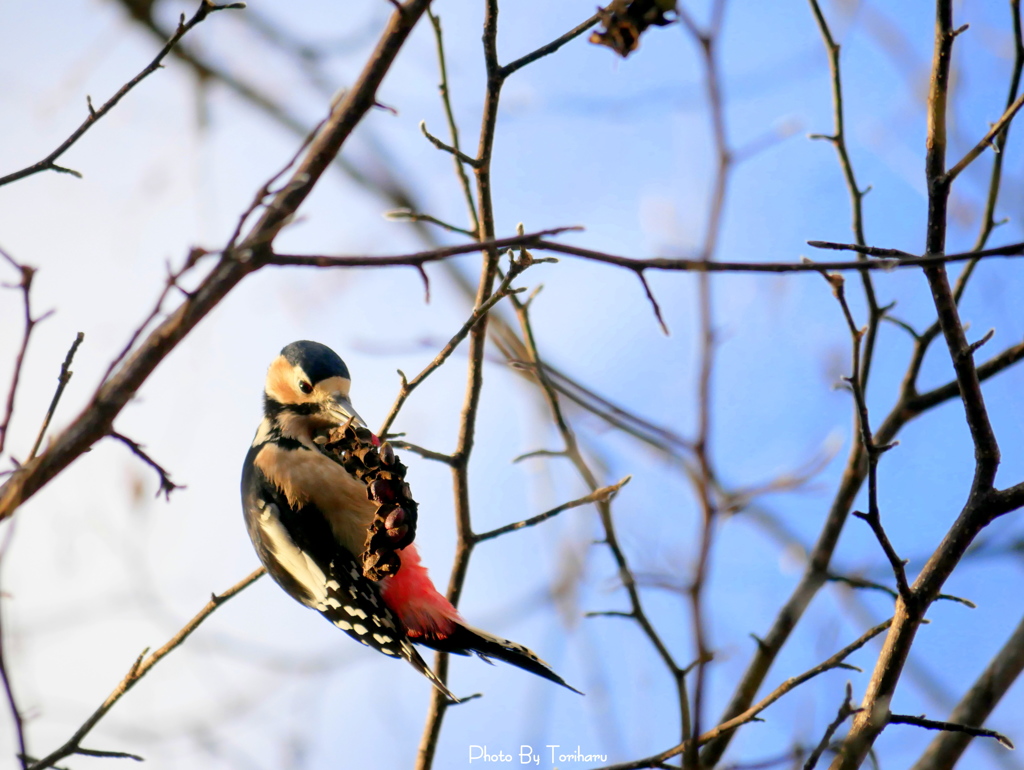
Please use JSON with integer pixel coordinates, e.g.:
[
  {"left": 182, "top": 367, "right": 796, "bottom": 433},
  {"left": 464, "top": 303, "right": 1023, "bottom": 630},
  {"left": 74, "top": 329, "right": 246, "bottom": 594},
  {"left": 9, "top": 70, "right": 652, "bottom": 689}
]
[
  {"left": 945, "top": 91, "right": 1024, "bottom": 183},
  {"left": 534, "top": 238, "right": 1024, "bottom": 273},
  {"left": 593, "top": 619, "right": 893, "bottom": 770},
  {"left": 803, "top": 682, "right": 860, "bottom": 770},
  {"left": 27, "top": 333, "right": 84, "bottom": 461},
  {"left": 377, "top": 251, "right": 536, "bottom": 436},
  {"left": 832, "top": 2, "right": 1012, "bottom": 763},
  {"left": 419, "top": 121, "right": 480, "bottom": 167},
  {"left": 415, "top": 5, "right": 508, "bottom": 764},
  {"left": 889, "top": 713, "right": 1013, "bottom": 750},
  {"left": 509, "top": 288, "right": 691, "bottom": 743},
  {"left": 475, "top": 476, "right": 630, "bottom": 542},
  {"left": 686, "top": 5, "right": 732, "bottom": 761},
  {"left": 108, "top": 432, "right": 182, "bottom": 500},
  {"left": 268, "top": 235, "right": 1024, "bottom": 275},
  {"left": 911, "top": 613, "right": 1024, "bottom": 768},
  {"left": 0, "top": 558, "right": 28, "bottom": 768},
  {"left": 500, "top": 13, "right": 601, "bottom": 77},
  {"left": 384, "top": 209, "right": 476, "bottom": 237},
  {"left": 0, "top": 1, "right": 245, "bottom": 187},
  {"left": 806, "top": 0, "right": 881, "bottom": 390},
  {"left": 387, "top": 441, "right": 456, "bottom": 466},
  {"left": 267, "top": 226, "right": 579, "bottom": 268},
  {"left": 26, "top": 569, "right": 264, "bottom": 770},
  {"left": 0, "top": 249, "right": 50, "bottom": 458},
  {"left": 426, "top": 10, "right": 480, "bottom": 237},
  {"left": 821, "top": 271, "right": 910, "bottom": 602},
  {"left": 951, "top": 0, "right": 1024, "bottom": 303},
  {"left": 0, "top": 0, "right": 434, "bottom": 524}
]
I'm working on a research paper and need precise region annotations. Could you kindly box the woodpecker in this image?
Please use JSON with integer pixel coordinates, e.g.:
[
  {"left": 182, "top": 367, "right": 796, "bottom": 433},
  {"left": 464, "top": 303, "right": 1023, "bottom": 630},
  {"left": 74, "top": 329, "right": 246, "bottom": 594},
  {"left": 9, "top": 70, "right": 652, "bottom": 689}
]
[{"left": 241, "top": 341, "right": 579, "bottom": 699}]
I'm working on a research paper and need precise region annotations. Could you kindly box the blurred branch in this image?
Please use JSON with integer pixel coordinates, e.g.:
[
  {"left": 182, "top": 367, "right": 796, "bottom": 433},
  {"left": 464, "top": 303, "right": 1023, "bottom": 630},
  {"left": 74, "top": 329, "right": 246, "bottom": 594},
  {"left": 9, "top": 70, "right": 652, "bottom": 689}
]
[
  {"left": 266, "top": 226, "right": 579, "bottom": 268},
  {"left": 594, "top": 619, "right": 893, "bottom": 770},
  {"left": 912, "top": 613, "right": 1024, "bottom": 768},
  {"left": 416, "top": 1, "right": 520, "bottom": 762},
  {"left": 0, "top": 1, "right": 244, "bottom": 188},
  {"left": 806, "top": 0, "right": 881, "bottom": 390},
  {"left": 426, "top": 9, "right": 479, "bottom": 237},
  {"left": 0, "top": 0, "right": 434, "bottom": 523},
  {"left": 535, "top": 238, "right": 1024, "bottom": 273},
  {"left": 509, "top": 282, "right": 691, "bottom": 739},
  {"left": 108, "top": 431, "right": 182, "bottom": 500},
  {"left": 0, "top": 249, "right": 50, "bottom": 458},
  {"left": 833, "top": 0, "right": 1021, "bottom": 762},
  {"left": 0, "top": 558, "right": 28, "bottom": 768},
  {"left": 945, "top": 92, "right": 1024, "bottom": 184},
  {"left": 889, "top": 713, "right": 1013, "bottom": 750},
  {"left": 27, "top": 333, "right": 85, "bottom": 462},
  {"left": 377, "top": 250, "right": 540, "bottom": 436},
  {"left": 415, "top": 9, "right": 621, "bottom": 766},
  {"left": 804, "top": 682, "right": 859, "bottom": 770},
  {"left": 26, "top": 568, "right": 264, "bottom": 770},
  {"left": 475, "top": 476, "right": 630, "bottom": 543},
  {"left": 952, "top": 0, "right": 1024, "bottom": 302},
  {"left": 683, "top": 2, "right": 732, "bottom": 761}
]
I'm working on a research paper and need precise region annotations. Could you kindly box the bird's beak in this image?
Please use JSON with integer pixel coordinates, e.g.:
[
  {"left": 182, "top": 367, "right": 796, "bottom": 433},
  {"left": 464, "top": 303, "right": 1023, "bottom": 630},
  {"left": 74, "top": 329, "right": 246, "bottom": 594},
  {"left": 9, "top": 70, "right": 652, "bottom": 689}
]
[{"left": 327, "top": 394, "right": 366, "bottom": 428}]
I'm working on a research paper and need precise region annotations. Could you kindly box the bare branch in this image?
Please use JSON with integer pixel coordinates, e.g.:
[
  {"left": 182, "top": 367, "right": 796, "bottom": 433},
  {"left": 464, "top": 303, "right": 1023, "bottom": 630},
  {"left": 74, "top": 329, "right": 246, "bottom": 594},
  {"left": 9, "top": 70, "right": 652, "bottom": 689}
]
[
  {"left": 377, "top": 251, "right": 538, "bottom": 436},
  {"left": 912, "top": 613, "right": 1024, "bottom": 768},
  {"left": 500, "top": 12, "right": 601, "bottom": 76},
  {"left": 889, "top": 712, "right": 1013, "bottom": 750},
  {"left": 945, "top": 91, "right": 1024, "bottom": 183},
  {"left": 108, "top": 432, "right": 182, "bottom": 500},
  {"left": 26, "top": 569, "right": 264, "bottom": 770},
  {"left": 425, "top": 10, "right": 480, "bottom": 237},
  {"left": 27, "top": 333, "right": 84, "bottom": 461},
  {"left": 0, "top": 249, "right": 48, "bottom": 458},
  {"left": 806, "top": 0, "right": 881, "bottom": 389},
  {"left": 475, "top": 476, "right": 631, "bottom": 542},
  {"left": 594, "top": 619, "right": 893, "bottom": 770},
  {"left": 266, "top": 227, "right": 580, "bottom": 268},
  {"left": 0, "top": 571, "right": 28, "bottom": 769},
  {"left": 0, "top": 1, "right": 245, "bottom": 188},
  {"left": 0, "top": 0, "right": 435, "bottom": 524},
  {"left": 804, "top": 682, "right": 860, "bottom": 770}
]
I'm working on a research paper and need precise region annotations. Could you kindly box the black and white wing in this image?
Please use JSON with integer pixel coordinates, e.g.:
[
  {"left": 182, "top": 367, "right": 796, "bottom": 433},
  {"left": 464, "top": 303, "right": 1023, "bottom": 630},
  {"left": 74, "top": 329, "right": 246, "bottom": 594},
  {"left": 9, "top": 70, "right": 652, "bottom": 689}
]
[{"left": 241, "top": 442, "right": 407, "bottom": 655}]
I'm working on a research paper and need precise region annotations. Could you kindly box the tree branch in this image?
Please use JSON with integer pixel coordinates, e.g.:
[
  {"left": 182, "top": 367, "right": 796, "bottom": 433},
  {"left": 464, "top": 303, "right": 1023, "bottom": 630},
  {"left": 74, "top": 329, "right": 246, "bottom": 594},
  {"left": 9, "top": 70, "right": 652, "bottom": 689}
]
[
  {"left": 474, "top": 476, "right": 630, "bottom": 543},
  {"left": 0, "top": 0, "right": 434, "bottom": 523},
  {"left": 595, "top": 619, "right": 893, "bottom": 770},
  {"left": 26, "top": 569, "right": 264, "bottom": 770},
  {"left": 27, "top": 333, "right": 85, "bottom": 462},
  {"left": 0, "top": 1, "right": 245, "bottom": 188}
]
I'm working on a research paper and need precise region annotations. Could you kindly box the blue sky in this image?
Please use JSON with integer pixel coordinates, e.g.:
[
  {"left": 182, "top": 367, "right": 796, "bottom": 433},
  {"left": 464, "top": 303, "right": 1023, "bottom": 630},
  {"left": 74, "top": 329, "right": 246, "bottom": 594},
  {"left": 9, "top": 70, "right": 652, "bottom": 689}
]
[{"left": 1, "top": 1, "right": 1023, "bottom": 768}]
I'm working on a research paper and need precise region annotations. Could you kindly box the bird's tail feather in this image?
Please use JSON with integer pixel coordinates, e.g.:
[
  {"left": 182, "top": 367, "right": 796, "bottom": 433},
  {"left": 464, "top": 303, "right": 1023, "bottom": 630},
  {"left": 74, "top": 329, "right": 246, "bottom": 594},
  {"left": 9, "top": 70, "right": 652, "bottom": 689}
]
[
  {"left": 403, "top": 641, "right": 460, "bottom": 702},
  {"left": 419, "top": 623, "right": 582, "bottom": 695}
]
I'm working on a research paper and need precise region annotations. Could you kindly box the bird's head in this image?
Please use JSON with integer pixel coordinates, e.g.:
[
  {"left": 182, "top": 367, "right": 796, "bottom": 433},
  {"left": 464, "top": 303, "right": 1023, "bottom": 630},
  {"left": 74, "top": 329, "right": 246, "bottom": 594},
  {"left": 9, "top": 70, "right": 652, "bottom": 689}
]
[{"left": 261, "top": 340, "right": 366, "bottom": 442}]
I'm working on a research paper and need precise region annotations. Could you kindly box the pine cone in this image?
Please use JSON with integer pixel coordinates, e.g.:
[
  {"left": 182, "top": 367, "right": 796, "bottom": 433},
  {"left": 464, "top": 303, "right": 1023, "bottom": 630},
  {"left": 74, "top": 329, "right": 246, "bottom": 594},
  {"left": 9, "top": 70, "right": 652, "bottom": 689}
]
[{"left": 315, "top": 424, "right": 418, "bottom": 581}]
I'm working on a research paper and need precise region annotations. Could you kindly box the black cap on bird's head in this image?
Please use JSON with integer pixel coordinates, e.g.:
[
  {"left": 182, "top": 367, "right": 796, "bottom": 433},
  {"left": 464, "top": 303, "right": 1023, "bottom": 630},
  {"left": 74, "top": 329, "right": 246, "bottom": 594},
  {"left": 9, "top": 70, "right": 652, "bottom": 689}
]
[
  {"left": 262, "top": 341, "right": 364, "bottom": 439},
  {"left": 280, "top": 340, "right": 351, "bottom": 383}
]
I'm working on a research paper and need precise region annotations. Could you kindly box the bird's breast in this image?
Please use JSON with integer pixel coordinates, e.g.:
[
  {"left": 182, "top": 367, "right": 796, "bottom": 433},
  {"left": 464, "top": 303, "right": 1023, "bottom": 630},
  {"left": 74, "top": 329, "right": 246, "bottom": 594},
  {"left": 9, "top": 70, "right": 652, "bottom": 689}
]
[{"left": 254, "top": 442, "right": 376, "bottom": 554}]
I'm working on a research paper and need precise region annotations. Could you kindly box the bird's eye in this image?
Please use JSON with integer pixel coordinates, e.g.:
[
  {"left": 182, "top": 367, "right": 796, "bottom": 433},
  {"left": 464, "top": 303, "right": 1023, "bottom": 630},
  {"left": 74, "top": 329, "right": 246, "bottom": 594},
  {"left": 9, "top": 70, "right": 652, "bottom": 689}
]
[{"left": 299, "top": 381, "right": 313, "bottom": 395}]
